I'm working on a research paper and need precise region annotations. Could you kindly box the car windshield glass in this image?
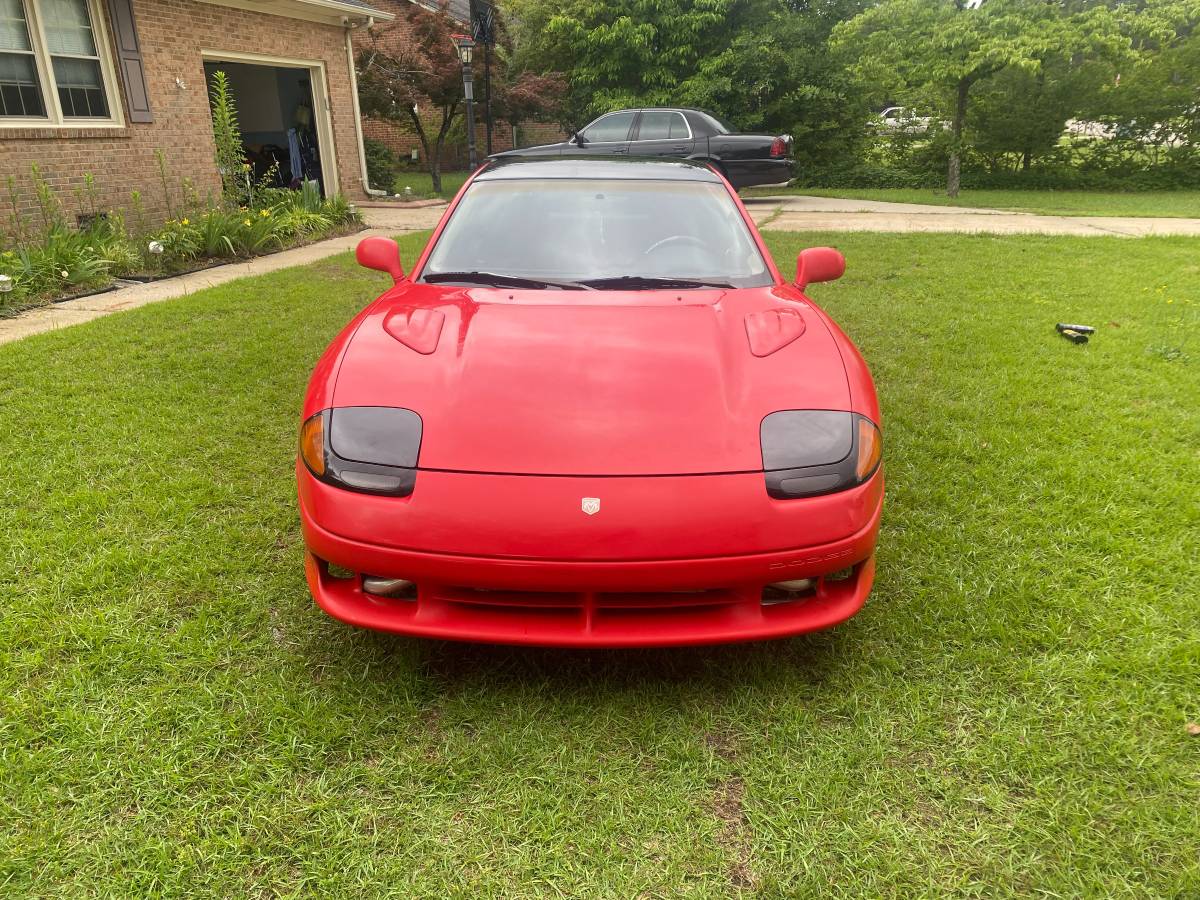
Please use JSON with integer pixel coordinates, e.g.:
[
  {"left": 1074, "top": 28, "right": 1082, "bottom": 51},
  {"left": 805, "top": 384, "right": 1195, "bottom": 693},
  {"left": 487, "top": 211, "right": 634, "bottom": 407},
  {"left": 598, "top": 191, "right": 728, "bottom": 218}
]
[{"left": 420, "top": 178, "right": 772, "bottom": 289}]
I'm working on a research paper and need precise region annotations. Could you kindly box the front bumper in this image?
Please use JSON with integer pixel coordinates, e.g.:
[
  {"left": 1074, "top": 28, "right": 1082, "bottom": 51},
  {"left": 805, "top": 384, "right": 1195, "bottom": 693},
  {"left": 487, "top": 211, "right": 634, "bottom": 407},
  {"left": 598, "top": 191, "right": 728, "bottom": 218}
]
[{"left": 298, "top": 468, "right": 882, "bottom": 647}]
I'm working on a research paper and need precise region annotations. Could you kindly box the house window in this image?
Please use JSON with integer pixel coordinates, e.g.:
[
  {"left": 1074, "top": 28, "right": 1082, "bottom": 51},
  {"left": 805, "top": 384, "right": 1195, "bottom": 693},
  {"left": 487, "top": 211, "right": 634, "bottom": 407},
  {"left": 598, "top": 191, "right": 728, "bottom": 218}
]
[
  {"left": 0, "top": 0, "right": 119, "bottom": 125},
  {"left": 44, "top": 0, "right": 108, "bottom": 117},
  {"left": 0, "top": 0, "right": 46, "bottom": 116}
]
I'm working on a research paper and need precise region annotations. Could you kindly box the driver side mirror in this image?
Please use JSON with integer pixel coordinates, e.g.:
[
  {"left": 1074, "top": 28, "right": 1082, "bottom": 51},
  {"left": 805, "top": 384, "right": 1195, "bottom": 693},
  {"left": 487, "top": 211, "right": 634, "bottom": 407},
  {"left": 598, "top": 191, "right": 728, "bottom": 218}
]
[
  {"left": 795, "top": 247, "right": 845, "bottom": 291},
  {"left": 571, "top": 129, "right": 587, "bottom": 148},
  {"left": 356, "top": 236, "right": 404, "bottom": 283}
]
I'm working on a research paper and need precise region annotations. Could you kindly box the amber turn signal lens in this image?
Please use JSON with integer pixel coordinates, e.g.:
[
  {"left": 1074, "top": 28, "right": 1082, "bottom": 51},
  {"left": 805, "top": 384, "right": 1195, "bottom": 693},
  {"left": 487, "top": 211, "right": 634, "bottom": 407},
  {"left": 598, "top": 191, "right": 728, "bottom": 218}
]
[
  {"left": 855, "top": 417, "right": 882, "bottom": 480},
  {"left": 300, "top": 412, "right": 326, "bottom": 476}
]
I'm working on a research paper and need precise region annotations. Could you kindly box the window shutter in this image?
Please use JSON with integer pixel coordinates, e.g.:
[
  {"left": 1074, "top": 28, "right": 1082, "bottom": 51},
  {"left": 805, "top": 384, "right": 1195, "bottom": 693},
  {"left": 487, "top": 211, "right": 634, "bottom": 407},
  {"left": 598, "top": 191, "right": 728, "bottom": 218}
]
[{"left": 105, "top": 0, "right": 152, "bottom": 123}]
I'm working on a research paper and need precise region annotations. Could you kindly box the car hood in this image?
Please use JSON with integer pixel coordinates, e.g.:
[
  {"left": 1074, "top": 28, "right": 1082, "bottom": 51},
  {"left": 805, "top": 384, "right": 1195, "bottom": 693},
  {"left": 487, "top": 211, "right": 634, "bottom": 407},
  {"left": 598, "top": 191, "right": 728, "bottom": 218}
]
[{"left": 331, "top": 283, "right": 850, "bottom": 476}]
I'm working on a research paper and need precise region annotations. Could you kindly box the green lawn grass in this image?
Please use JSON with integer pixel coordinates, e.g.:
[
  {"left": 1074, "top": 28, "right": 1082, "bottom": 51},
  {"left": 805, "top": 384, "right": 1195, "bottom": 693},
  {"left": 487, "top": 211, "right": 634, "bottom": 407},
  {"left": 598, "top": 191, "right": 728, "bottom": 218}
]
[
  {"left": 742, "top": 187, "right": 1200, "bottom": 218},
  {"left": 390, "top": 169, "right": 471, "bottom": 200},
  {"left": 1, "top": 231, "right": 1198, "bottom": 896}
]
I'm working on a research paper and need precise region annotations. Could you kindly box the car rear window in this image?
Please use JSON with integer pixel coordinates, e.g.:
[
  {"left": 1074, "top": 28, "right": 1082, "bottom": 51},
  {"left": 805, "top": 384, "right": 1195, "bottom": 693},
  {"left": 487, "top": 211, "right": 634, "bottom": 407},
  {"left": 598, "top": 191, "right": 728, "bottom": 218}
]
[
  {"left": 692, "top": 111, "right": 734, "bottom": 134},
  {"left": 420, "top": 178, "right": 772, "bottom": 288}
]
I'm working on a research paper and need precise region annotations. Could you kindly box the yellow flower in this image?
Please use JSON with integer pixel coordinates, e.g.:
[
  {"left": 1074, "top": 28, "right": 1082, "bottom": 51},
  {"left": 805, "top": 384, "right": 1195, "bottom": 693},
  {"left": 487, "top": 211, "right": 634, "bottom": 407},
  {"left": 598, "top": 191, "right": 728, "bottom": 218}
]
[
  {"left": 181, "top": 218, "right": 189, "bottom": 225},
  {"left": 243, "top": 219, "right": 252, "bottom": 227},
  {"left": 259, "top": 209, "right": 270, "bottom": 218}
]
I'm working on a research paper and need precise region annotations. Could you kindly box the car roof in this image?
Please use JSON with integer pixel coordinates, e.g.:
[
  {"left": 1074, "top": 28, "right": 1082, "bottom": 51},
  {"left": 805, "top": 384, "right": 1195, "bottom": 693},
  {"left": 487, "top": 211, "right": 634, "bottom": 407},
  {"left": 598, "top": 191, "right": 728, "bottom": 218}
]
[{"left": 477, "top": 157, "right": 723, "bottom": 183}]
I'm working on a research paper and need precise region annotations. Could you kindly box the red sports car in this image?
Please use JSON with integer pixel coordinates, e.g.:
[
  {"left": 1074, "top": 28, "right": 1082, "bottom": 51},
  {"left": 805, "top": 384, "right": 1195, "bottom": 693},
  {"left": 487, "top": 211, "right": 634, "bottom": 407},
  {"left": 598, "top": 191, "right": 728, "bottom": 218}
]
[{"left": 297, "top": 157, "right": 883, "bottom": 647}]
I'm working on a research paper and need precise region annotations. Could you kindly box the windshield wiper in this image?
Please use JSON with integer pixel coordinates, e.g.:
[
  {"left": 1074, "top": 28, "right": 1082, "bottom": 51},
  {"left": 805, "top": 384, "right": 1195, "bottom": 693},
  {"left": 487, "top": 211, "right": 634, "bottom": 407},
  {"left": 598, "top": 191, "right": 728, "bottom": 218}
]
[
  {"left": 423, "top": 271, "right": 592, "bottom": 290},
  {"left": 579, "top": 276, "right": 735, "bottom": 290}
]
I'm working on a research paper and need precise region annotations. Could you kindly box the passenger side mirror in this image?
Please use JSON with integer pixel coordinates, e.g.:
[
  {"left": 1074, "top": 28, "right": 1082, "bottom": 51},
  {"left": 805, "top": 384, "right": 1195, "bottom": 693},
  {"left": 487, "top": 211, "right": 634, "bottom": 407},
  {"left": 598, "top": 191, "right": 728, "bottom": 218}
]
[
  {"left": 356, "top": 236, "right": 404, "bottom": 283},
  {"left": 795, "top": 247, "right": 845, "bottom": 291}
]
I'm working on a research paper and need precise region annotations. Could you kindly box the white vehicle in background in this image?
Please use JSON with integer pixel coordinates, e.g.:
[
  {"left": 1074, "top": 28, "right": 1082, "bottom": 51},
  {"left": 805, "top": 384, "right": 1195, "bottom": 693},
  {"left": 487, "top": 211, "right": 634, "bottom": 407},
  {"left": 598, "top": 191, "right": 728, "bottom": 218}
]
[
  {"left": 1065, "top": 118, "right": 1187, "bottom": 146},
  {"left": 875, "top": 106, "right": 939, "bottom": 132},
  {"left": 1064, "top": 119, "right": 1117, "bottom": 140}
]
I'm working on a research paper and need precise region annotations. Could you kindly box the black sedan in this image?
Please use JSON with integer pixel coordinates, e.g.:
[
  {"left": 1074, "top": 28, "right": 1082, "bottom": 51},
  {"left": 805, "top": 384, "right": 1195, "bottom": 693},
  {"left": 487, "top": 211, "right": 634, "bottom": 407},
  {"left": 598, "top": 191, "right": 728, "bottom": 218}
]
[{"left": 490, "top": 108, "right": 794, "bottom": 190}]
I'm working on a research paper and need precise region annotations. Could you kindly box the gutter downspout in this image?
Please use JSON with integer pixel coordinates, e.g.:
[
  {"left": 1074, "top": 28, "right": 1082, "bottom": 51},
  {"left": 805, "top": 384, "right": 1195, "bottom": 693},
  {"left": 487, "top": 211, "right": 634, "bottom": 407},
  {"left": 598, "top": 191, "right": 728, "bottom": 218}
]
[{"left": 345, "top": 18, "right": 389, "bottom": 197}]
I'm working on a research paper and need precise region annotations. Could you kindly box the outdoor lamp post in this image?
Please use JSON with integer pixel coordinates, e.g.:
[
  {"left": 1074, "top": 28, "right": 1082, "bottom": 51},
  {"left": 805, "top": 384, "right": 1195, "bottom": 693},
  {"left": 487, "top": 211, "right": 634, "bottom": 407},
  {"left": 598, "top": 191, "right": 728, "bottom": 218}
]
[{"left": 452, "top": 35, "right": 478, "bottom": 170}]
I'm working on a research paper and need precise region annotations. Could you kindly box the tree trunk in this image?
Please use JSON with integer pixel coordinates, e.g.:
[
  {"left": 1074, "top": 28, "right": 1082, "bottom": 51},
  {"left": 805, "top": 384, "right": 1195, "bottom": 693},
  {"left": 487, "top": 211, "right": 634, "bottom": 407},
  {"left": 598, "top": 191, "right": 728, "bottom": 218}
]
[
  {"left": 947, "top": 77, "right": 970, "bottom": 198},
  {"left": 429, "top": 102, "right": 459, "bottom": 195},
  {"left": 406, "top": 106, "right": 432, "bottom": 194},
  {"left": 1023, "top": 65, "right": 1044, "bottom": 174}
]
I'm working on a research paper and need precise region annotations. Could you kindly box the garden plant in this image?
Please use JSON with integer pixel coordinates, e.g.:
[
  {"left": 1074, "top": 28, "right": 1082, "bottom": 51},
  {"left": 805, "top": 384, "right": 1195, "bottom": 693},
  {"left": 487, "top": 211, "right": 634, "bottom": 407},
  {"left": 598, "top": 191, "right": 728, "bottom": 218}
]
[{"left": 0, "top": 72, "right": 362, "bottom": 316}]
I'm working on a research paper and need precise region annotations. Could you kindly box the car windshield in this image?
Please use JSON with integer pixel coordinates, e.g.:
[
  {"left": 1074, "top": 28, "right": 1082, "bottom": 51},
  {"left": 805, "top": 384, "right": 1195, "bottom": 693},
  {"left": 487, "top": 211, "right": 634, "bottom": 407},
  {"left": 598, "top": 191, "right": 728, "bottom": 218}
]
[{"left": 420, "top": 178, "right": 772, "bottom": 289}]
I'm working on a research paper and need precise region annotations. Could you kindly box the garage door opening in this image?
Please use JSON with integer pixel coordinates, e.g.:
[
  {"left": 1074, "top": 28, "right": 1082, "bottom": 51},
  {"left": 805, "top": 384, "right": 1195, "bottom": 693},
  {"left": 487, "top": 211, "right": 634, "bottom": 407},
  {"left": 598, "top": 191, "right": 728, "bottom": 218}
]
[{"left": 203, "top": 57, "right": 333, "bottom": 197}]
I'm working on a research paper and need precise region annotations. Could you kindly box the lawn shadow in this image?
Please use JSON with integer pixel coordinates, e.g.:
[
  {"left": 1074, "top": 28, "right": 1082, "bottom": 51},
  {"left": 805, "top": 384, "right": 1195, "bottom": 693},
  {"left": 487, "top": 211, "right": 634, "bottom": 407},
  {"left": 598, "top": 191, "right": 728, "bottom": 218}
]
[{"left": 319, "top": 619, "right": 859, "bottom": 701}]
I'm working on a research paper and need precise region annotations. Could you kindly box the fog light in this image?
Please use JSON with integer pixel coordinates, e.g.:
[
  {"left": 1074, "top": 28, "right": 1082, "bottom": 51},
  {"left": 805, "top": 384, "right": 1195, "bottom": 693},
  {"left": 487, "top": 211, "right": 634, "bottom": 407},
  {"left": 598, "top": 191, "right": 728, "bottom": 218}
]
[
  {"left": 762, "top": 578, "right": 817, "bottom": 606},
  {"left": 770, "top": 578, "right": 816, "bottom": 593},
  {"left": 362, "top": 576, "right": 416, "bottom": 600}
]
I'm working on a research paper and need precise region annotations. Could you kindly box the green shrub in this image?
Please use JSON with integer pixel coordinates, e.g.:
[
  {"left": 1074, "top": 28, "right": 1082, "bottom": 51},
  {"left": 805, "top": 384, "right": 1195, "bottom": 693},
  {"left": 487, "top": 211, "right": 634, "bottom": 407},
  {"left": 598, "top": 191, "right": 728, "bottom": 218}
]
[
  {"left": 234, "top": 208, "right": 284, "bottom": 254},
  {"left": 154, "top": 218, "right": 203, "bottom": 265},
  {"left": 319, "top": 194, "right": 359, "bottom": 225},
  {"left": 2, "top": 157, "right": 362, "bottom": 312},
  {"left": 298, "top": 179, "right": 323, "bottom": 213},
  {"left": 363, "top": 138, "right": 398, "bottom": 190},
  {"left": 0, "top": 224, "right": 115, "bottom": 302},
  {"left": 275, "top": 206, "right": 333, "bottom": 238}
]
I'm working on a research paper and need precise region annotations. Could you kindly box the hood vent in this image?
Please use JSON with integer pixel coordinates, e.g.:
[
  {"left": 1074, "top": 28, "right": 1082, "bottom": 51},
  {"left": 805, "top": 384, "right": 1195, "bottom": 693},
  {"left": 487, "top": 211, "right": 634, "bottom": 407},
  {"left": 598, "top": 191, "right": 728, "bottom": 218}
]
[
  {"left": 384, "top": 307, "right": 445, "bottom": 355},
  {"left": 745, "top": 307, "right": 805, "bottom": 357}
]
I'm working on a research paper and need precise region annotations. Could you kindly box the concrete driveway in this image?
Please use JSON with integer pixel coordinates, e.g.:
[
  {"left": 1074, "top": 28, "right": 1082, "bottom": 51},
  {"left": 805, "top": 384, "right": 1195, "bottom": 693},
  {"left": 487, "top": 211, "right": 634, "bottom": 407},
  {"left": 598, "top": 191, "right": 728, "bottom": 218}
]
[{"left": 744, "top": 195, "right": 1200, "bottom": 237}]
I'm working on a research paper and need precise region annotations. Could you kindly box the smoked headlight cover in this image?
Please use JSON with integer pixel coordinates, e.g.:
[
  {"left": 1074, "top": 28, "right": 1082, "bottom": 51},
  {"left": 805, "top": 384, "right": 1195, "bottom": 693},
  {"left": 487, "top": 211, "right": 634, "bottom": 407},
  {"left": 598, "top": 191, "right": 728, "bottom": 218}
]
[
  {"left": 760, "top": 410, "right": 881, "bottom": 499},
  {"left": 299, "top": 407, "right": 422, "bottom": 496}
]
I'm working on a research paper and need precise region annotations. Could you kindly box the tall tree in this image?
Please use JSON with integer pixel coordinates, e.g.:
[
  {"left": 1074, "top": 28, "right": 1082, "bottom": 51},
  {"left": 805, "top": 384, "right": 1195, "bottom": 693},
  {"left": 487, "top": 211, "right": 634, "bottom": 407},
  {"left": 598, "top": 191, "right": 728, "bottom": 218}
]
[
  {"left": 358, "top": 3, "right": 566, "bottom": 190},
  {"left": 1098, "top": 0, "right": 1200, "bottom": 167},
  {"left": 970, "top": 54, "right": 1111, "bottom": 172},
  {"left": 357, "top": 4, "right": 467, "bottom": 193},
  {"left": 676, "top": 0, "right": 871, "bottom": 170},
  {"left": 834, "top": 0, "right": 1128, "bottom": 195},
  {"left": 504, "top": 0, "right": 746, "bottom": 128}
]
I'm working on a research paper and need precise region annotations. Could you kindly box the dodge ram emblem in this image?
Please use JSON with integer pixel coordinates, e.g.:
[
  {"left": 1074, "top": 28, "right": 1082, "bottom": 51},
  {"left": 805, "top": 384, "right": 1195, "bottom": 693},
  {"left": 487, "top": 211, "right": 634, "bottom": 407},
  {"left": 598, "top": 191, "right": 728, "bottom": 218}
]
[{"left": 581, "top": 497, "right": 601, "bottom": 515}]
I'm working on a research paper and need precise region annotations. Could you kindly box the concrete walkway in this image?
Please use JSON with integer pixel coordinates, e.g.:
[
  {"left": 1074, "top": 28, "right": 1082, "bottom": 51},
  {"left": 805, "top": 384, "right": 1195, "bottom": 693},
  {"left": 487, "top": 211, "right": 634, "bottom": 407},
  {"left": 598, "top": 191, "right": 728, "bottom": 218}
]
[
  {"left": 744, "top": 195, "right": 1200, "bottom": 236},
  {"left": 0, "top": 204, "right": 447, "bottom": 347}
]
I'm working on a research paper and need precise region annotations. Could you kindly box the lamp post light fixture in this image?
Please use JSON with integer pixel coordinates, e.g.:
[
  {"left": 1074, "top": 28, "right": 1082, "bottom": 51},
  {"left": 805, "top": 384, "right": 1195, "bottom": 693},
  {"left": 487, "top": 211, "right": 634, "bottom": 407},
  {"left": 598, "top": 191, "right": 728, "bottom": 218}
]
[{"left": 451, "top": 34, "right": 478, "bottom": 170}]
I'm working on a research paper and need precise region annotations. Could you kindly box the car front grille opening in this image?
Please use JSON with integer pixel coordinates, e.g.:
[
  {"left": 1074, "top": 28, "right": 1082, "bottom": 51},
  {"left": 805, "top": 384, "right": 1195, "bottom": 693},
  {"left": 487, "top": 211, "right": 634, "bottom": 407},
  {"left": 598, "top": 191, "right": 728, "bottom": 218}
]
[
  {"left": 436, "top": 586, "right": 738, "bottom": 616},
  {"left": 325, "top": 561, "right": 356, "bottom": 580},
  {"left": 762, "top": 578, "right": 818, "bottom": 606},
  {"left": 826, "top": 566, "right": 855, "bottom": 582},
  {"left": 362, "top": 576, "right": 417, "bottom": 601}
]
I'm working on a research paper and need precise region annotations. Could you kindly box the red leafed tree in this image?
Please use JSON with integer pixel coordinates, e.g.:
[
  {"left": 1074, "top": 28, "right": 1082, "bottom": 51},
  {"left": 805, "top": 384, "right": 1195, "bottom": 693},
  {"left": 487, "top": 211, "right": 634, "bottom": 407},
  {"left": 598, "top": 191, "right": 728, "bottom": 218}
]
[
  {"left": 356, "top": 2, "right": 564, "bottom": 193},
  {"left": 492, "top": 71, "right": 568, "bottom": 130}
]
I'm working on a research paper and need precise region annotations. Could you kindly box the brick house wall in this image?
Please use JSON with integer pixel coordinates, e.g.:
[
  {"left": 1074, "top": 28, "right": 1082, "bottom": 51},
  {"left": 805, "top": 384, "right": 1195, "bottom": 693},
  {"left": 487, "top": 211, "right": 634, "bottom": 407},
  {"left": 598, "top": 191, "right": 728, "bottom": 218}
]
[
  {"left": 353, "top": 0, "right": 565, "bottom": 178},
  {"left": 2, "top": 0, "right": 369, "bottom": 235}
]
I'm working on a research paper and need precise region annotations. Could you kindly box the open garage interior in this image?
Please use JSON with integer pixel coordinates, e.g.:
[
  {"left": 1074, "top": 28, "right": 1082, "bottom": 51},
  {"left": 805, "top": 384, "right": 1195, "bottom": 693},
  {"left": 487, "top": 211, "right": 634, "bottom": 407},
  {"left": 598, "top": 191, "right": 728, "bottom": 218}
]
[{"left": 203, "top": 58, "right": 330, "bottom": 197}]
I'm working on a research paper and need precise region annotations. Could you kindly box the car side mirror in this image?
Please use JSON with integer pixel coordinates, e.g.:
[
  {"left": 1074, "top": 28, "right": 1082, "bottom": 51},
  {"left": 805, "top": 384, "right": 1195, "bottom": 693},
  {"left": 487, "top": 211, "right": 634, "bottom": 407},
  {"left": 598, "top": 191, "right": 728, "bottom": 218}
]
[
  {"left": 572, "top": 130, "right": 587, "bottom": 147},
  {"left": 795, "top": 247, "right": 845, "bottom": 291},
  {"left": 356, "top": 236, "right": 404, "bottom": 283}
]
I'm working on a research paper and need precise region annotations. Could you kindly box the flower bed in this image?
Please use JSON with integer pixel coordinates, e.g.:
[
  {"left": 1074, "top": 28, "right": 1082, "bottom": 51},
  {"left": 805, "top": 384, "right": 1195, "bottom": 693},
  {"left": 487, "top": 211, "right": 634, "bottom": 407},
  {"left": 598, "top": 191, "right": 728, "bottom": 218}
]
[{"left": 2, "top": 185, "right": 361, "bottom": 317}]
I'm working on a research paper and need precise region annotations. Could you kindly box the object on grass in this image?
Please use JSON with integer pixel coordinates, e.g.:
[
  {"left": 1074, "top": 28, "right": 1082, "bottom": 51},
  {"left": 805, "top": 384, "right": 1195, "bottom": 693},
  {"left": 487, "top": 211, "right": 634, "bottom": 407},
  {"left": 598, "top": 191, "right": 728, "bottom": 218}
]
[
  {"left": 1059, "top": 328, "right": 1089, "bottom": 344},
  {"left": 1056, "top": 322, "right": 1096, "bottom": 335}
]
